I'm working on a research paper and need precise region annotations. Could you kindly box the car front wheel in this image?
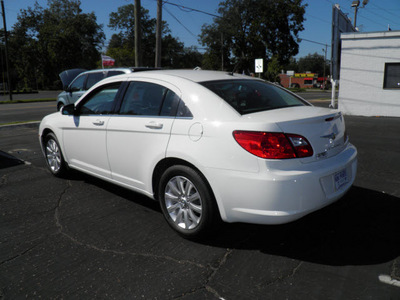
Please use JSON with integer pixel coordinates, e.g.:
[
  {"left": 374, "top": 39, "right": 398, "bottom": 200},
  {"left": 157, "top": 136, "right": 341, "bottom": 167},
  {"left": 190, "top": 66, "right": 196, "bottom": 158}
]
[
  {"left": 159, "top": 165, "right": 218, "bottom": 238},
  {"left": 44, "top": 133, "right": 67, "bottom": 177}
]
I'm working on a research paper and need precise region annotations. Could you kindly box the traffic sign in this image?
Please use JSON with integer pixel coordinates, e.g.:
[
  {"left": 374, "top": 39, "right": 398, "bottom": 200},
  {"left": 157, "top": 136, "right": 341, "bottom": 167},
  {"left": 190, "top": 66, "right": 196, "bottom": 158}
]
[{"left": 255, "top": 59, "right": 263, "bottom": 73}]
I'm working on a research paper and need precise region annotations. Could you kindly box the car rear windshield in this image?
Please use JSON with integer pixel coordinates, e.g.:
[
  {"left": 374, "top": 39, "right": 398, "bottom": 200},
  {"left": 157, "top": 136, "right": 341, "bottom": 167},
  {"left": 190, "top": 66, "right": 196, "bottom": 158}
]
[{"left": 200, "top": 79, "right": 309, "bottom": 115}]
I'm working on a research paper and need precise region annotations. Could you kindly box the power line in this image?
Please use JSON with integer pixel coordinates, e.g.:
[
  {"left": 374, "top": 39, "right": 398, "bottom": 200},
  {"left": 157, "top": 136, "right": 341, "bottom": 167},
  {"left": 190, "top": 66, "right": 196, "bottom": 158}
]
[
  {"left": 300, "top": 38, "right": 330, "bottom": 47},
  {"left": 338, "top": 0, "right": 400, "bottom": 29},
  {"left": 357, "top": 13, "right": 388, "bottom": 29},
  {"left": 361, "top": 8, "right": 400, "bottom": 27},
  {"left": 162, "top": 1, "right": 220, "bottom": 18},
  {"left": 369, "top": 2, "right": 400, "bottom": 20},
  {"left": 306, "top": 13, "right": 331, "bottom": 25},
  {"left": 164, "top": 5, "right": 197, "bottom": 38}
]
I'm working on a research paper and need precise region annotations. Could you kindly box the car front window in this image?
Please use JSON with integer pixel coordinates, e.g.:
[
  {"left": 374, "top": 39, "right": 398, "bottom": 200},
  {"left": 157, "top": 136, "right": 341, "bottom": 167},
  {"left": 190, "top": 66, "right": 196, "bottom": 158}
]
[
  {"left": 201, "top": 79, "right": 309, "bottom": 115},
  {"left": 79, "top": 82, "right": 122, "bottom": 115}
]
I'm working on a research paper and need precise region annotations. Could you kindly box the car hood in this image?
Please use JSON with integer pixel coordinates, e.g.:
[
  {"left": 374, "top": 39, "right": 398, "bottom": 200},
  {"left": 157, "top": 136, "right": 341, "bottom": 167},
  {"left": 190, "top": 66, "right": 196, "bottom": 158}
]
[{"left": 59, "top": 69, "right": 86, "bottom": 89}]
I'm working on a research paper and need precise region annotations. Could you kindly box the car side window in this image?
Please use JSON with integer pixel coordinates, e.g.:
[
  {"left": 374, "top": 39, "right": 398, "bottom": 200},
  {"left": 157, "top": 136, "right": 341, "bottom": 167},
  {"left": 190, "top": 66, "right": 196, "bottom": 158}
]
[
  {"left": 79, "top": 82, "right": 122, "bottom": 115},
  {"left": 86, "top": 72, "right": 105, "bottom": 90},
  {"left": 160, "top": 90, "right": 180, "bottom": 116},
  {"left": 70, "top": 74, "right": 87, "bottom": 92},
  {"left": 119, "top": 82, "right": 167, "bottom": 116},
  {"left": 176, "top": 100, "right": 193, "bottom": 118}
]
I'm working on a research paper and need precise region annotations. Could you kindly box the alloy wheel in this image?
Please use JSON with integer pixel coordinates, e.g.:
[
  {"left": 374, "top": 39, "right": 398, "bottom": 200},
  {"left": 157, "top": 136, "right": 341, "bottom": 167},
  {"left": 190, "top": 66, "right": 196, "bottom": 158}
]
[
  {"left": 164, "top": 175, "right": 203, "bottom": 230},
  {"left": 46, "top": 138, "right": 62, "bottom": 173}
]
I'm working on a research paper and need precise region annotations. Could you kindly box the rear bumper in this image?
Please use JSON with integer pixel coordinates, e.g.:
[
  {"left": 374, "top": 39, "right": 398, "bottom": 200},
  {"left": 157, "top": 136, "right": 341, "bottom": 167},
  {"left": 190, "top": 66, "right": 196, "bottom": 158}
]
[{"left": 206, "top": 143, "right": 357, "bottom": 225}]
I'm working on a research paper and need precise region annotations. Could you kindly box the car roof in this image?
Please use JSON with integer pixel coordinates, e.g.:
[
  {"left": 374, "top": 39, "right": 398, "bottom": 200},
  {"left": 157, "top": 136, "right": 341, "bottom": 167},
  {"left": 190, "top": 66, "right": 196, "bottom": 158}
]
[
  {"left": 82, "top": 67, "right": 160, "bottom": 75},
  {"left": 81, "top": 68, "right": 132, "bottom": 74},
  {"left": 120, "top": 69, "right": 256, "bottom": 83}
]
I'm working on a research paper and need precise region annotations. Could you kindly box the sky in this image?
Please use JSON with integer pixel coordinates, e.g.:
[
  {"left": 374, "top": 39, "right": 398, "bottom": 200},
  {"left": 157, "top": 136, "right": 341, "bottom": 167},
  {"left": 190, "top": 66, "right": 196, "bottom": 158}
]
[{"left": 2, "top": 0, "right": 400, "bottom": 61}]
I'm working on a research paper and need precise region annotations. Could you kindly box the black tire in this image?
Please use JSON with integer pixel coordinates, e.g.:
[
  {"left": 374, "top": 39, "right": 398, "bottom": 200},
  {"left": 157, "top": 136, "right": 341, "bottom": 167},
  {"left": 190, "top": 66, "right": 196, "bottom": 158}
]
[
  {"left": 158, "top": 165, "right": 219, "bottom": 238},
  {"left": 44, "top": 133, "right": 68, "bottom": 177}
]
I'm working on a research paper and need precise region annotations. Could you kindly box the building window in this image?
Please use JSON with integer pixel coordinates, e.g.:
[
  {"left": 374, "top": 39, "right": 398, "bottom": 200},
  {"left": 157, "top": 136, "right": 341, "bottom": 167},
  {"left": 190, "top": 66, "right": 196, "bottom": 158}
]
[{"left": 383, "top": 63, "right": 400, "bottom": 89}]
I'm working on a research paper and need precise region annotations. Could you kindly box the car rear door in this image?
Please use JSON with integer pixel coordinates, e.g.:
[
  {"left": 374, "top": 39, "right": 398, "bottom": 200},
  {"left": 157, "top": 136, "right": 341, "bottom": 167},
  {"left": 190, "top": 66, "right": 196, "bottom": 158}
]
[{"left": 106, "top": 79, "right": 181, "bottom": 194}]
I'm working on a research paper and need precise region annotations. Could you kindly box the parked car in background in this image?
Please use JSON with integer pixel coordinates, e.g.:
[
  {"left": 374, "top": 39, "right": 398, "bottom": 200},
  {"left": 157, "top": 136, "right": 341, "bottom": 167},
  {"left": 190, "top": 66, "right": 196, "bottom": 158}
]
[
  {"left": 57, "top": 67, "right": 156, "bottom": 110},
  {"left": 40, "top": 69, "right": 357, "bottom": 238}
]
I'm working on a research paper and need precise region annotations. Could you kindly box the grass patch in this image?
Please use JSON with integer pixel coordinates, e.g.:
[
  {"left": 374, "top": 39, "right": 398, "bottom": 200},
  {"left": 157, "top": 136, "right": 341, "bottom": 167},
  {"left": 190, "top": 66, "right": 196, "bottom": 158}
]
[
  {"left": 0, "top": 98, "right": 56, "bottom": 104},
  {"left": 0, "top": 120, "right": 40, "bottom": 126}
]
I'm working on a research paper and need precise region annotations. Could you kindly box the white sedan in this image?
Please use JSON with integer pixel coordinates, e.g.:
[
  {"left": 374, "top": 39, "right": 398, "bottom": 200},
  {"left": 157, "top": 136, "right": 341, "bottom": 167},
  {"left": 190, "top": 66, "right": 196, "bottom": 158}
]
[{"left": 39, "top": 70, "right": 357, "bottom": 238}]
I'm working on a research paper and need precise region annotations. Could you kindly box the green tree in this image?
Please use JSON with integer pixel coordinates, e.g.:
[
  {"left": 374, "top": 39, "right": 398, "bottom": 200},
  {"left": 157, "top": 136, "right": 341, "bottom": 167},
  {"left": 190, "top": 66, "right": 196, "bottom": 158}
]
[
  {"left": 297, "top": 52, "right": 329, "bottom": 75},
  {"left": 199, "top": 23, "right": 231, "bottom": 70},
  {"left": 107, "top": 4, "right": 202, "bottom": 68},
  {"left": 108, "top": 4, "right": 155, "bottom": 67},
  {"left": 200, "top": 0, "right": 306, "bottom": 73},
  {"left": 285, "top": 57, "right": 300, "bottom": 73},
  {"left": 10, "top": 0, "right": 105, "bottom": 89},
  {"left": 265, "top": 55, "right": 282, "bottom": 82}
]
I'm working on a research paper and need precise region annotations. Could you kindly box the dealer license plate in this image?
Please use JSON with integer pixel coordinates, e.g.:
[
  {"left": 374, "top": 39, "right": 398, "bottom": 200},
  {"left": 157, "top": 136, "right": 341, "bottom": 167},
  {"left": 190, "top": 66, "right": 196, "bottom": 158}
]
[{"left": 334, "top": 169, "right": 348, "bottom": 191}]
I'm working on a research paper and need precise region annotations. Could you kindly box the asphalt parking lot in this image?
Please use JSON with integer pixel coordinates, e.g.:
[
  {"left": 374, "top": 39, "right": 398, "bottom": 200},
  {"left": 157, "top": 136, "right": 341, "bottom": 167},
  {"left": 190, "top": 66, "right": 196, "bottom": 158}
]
[{"left": 0, "top": 116, "right": 399, "bottom": 299}]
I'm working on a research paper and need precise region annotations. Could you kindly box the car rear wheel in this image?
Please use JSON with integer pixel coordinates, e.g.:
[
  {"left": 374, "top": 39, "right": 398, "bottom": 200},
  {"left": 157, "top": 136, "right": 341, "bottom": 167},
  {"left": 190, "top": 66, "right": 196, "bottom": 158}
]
[
  {"left": 159, "top": 165, "right": 218, "bottom": 238},
  {"left": 44, "top": 133, "right": 67, "bottom": 177}
]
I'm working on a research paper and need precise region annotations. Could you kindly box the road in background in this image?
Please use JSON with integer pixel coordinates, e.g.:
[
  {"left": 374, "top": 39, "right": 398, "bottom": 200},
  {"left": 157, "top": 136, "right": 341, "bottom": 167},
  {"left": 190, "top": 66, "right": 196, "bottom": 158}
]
[
  {"left": 0, "top": 90, "right": 333, "bottom": 125},
  {"left": 0, "top": 91, "right": 60, "bottom": 102},
  {"left": 0, "top": 91, "right": 59, "bottom": 125},
  {"left": 0, "top": 102, "right": 57, "bottom": 124},
  {"left": 296, "top": 90, "right": 332, "bottom": 101}
]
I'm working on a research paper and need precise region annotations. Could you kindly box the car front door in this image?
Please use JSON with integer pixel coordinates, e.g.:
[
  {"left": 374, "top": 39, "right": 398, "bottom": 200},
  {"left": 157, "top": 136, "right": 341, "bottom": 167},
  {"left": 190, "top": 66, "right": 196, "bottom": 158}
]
[
  {"left": 62, "top": 81, "right": 123, "bottom": 179},
  {"left": 106, "top": 80, "right": 181, "bottom": 194}
]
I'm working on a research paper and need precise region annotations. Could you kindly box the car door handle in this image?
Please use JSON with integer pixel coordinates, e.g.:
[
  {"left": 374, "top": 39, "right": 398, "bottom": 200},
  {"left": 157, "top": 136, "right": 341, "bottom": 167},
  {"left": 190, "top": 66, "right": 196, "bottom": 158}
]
[
  {"left": 145, "top": 122, "right": 163, "bottom": 129},
  {"left": 93, "top": 120, "right": 105, "bottom": 126}
]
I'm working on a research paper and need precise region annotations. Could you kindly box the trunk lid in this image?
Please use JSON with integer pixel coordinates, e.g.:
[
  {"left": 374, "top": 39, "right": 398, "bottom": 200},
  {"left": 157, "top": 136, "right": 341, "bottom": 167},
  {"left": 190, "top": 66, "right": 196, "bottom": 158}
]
[
  {"left": 59, "top": 69, "right": 86, "bottom": 90},
  {"left": 248, "top": 106, "right": 347, "bottom": 163}
]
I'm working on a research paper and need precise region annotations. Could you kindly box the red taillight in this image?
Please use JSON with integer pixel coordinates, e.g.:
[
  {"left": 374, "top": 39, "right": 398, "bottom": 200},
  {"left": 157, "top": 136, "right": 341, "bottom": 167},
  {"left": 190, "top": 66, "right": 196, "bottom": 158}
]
[
  {"left": 233, "top": 131, "right": 313, "bottom": 159},
  {"left": 286, "top": 134, "right": 314, "bottom": 158}
]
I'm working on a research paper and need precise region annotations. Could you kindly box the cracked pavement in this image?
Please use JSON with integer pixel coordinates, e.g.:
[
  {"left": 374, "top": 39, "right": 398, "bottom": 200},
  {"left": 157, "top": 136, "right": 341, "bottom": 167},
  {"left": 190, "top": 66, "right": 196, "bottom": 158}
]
[{"left": 0, "top": 118, "right": 400, "bottom": 299}]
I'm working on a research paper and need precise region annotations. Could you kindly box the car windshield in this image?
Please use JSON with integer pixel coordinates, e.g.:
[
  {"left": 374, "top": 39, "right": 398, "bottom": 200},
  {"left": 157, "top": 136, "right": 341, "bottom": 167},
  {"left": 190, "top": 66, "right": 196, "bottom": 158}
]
[{"left": 201, "top": 79, "right": 309, "bottom": 115}]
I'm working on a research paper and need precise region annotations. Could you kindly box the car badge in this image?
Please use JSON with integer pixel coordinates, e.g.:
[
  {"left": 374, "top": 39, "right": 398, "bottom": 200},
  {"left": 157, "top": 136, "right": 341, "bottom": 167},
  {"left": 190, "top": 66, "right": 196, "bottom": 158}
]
[{"left": 321, "top": 132, "right": 336, "bottom": 140}]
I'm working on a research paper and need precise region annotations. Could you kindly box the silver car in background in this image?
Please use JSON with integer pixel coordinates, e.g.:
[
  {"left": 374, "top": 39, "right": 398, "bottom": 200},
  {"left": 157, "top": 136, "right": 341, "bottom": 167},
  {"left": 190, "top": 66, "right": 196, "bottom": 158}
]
[{"left": 57, "top": 67, "right": 156, "bottom": 110}]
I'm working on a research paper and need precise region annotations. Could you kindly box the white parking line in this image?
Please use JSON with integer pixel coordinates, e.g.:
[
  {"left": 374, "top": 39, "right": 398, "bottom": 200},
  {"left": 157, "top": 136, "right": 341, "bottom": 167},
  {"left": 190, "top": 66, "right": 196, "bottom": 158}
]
[{"left": 379, "top": 274, "right": 400, "bottom": 287}]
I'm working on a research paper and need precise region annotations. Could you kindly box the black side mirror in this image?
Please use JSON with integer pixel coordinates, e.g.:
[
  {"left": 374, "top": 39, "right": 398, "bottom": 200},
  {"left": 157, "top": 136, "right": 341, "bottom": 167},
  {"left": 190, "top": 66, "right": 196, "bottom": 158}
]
[{"left": 61, "top": 103, "right": 77, "bottom": 116}]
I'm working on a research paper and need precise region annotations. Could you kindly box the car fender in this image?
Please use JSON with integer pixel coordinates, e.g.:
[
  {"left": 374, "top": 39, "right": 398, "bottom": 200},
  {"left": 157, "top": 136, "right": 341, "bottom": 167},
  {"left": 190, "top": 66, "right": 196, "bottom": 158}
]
[{"left": 39, "top": 113, "right": 70, "bottom": 164}]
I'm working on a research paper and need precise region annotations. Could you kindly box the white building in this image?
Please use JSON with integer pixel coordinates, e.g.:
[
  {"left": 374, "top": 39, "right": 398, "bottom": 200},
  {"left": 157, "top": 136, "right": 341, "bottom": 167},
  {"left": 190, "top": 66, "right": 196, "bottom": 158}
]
[{"left": 338, "top": 31, "right": 400, "bottom": 117}]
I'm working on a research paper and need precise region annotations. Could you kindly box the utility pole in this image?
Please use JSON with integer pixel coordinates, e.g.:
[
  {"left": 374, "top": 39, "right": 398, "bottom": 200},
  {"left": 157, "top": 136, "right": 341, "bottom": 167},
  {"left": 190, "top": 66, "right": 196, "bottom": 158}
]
[
  {"left": 155, "top": 0, "right": 162, "bottom": 68},
  {"left": 221, "top": 32, "right": 224, "bottom": 71},
  {"left": 134, "top": 0, "right": 142, "bottom": 67},
  {"left": 322, "top": 44, "right": 327, "bottom": 89},
  {"left": 1, "top": 0, "right": 12, "bottom": 101}
]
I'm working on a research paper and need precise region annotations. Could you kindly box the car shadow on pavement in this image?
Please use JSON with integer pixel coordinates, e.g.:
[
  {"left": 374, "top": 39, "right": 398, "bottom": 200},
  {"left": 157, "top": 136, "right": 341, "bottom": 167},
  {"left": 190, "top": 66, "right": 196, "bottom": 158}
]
[
  {"left": 63, "top": 169, "right": 162, "bottom": 213},
  {"left": 207, "top": 186, "right": 400, "bottom": 266},
  {"left": 61, "top": 171, "right": 400, "bottom": 267}
]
